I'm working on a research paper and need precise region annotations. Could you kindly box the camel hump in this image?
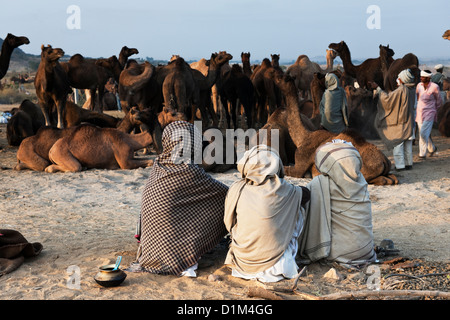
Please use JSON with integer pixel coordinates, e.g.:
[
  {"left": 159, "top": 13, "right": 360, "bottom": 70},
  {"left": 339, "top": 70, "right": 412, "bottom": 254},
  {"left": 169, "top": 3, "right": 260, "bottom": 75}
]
[{"left": 295, "top": 55, "right": 310, "bottom": 64}]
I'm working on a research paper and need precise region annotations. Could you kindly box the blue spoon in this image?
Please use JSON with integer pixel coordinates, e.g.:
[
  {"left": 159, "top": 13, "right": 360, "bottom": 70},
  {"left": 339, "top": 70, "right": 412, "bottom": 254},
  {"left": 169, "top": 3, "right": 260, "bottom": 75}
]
[{"left": 112, "top": 256, "right": 122, "bottom": 271}]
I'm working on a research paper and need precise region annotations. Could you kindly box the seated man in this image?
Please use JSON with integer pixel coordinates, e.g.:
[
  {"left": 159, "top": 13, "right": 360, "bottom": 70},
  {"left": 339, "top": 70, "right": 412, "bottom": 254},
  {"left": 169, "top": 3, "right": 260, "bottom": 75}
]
[
  {"left": 224, "top": 145, "right": 310, "bottom": 282},
  {"left": 128, "top": 121, "right": 229, "bottom": 277},
  {"left": 298, "top": 140, "right": 377, "bottom": 267}
]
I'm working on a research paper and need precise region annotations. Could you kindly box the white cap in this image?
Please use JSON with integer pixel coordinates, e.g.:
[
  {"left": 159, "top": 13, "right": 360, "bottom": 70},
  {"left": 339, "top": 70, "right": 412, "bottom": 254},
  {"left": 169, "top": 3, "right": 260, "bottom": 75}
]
[{"left": 434, "top": 64, "right": 444, "bottom": 70}]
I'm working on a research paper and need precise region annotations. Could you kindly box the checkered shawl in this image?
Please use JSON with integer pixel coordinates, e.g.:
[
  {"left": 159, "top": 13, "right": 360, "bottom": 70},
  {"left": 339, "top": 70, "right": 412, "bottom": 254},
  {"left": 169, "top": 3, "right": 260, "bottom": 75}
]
[{"left": 137, "top": 121, "right": 228, "bottom": 275}]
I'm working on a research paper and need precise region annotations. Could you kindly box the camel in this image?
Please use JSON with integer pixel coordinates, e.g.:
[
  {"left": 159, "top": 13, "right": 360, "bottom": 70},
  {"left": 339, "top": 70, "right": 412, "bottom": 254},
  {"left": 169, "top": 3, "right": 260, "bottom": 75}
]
[
  {"left": 6, "top": 100, "right": 45, "bottom": 146},
  {"left": 250, "top": 58, "right": 284, "bottom": 127},
  {"left": 14, "top": 107, "right": 175, "bottom": 172},
  {"left": 379, "top": 44, "right": 396, "bottom": 79},
  {"left": 190, "top": 53, "right": 232, "bottom": 126},
  {"left": 190, "top": 52, "right": 233, "bottom": 128},
  {"left": 61, "top": 54, "right": 122, "bottom": 112},
  {"left": 43, "top": 123, "right": 154, "bottom": 172},
  {"left": 271, "top": 72, "right": 398, "bottom": 185},
  {"left": 0, "top": 33, "right": 30, "bottom": 80},
  {"left": 442, "top": 30, "right": 450, "bottom": 40},
  {"left": 241, "top": 52, "right": 252, "bottom": 78},
  {"left": 257, "top": 102, "right": 318, "bottom": 166},
  {"left": 220, "top": 64, "right": 255, "bottom": 129},
  {"left": 383, "top": 53, "right": 420, "bottom": 92},
  {"left": 118, "top": 46, "right": 139, "bottom": 69},
  {"left": 34, "top": 45, "right": 72, "bottom": 129},
  {"left": 118, "top": 60, "right": 156, "bottom": 112},
  {"left": 162, "top": 57, "right": 199, "bottom": 121},
  {"left": 328, "top": 41, "right": 393, "bottom": 89},
  {"left": 285, "top": 51, "right": 337, "bottom": 99}
]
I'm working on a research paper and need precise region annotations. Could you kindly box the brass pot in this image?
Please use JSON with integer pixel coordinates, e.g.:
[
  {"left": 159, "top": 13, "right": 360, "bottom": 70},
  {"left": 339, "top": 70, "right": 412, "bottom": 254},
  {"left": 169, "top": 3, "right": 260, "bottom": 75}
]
[{"left": 94, "top": 264, "right": 127, "bottom": 287}]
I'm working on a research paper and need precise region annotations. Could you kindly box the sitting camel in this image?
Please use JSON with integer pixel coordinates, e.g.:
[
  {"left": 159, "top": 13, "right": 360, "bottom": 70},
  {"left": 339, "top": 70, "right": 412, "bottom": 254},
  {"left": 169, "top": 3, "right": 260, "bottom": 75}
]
[
  {"left": 7, "top": 99, "right": 45, "bottom": 146},
  {"left": 14, "top": 107, "right": 159, "bottom": 172},
  {"left": 44, "top": 123, "right": 154, "bottom": 172},
  {"left": 271, "top": 73, "right": 398, "bottom": 185}
]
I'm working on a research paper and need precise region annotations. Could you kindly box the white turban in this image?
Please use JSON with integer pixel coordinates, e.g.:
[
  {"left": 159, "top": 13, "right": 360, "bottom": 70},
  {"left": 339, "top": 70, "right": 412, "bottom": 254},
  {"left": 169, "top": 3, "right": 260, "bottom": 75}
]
[
  {"left": 420, "top": 70, "right": 432, "bottom": 78},
  {"left": 397, "top": 69, "right": 415, "bottom": 84},
  {"left": 434, "top": 64, "right": 444, "bottom": 70}
]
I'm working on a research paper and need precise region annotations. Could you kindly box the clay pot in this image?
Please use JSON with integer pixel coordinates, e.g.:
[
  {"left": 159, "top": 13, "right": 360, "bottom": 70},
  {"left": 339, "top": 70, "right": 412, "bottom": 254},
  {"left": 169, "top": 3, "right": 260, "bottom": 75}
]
[{"left": 94, "top": 264, "right": 127, "bottom": 287}]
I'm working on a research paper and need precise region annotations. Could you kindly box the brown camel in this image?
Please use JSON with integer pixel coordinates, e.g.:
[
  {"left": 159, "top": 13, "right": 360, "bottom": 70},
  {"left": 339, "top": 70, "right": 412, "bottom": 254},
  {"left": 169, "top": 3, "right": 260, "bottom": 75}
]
[
  {"left": 34, "top": 45, "right": 72, "bottom": 129},
  {"left": 118, "top": 46, "right": 139, "bottom": 69},
  {"left": 285, "top": 52, "right": 336, "bottom": 99},
  {"left": 379, "top": 44, "right": 396, "bottom": 79},
  {"left": 0, "top": 33, "right": 30, "bottom": 80},
  {"left": 241, "top": 52, "right": 252, "bottom": 78},
  {"left": 272, "top": 72, "right": 398, "bottom": 185},
  {"left": 220, "top": 64, "right": 255, "bottom": 129},
  {"left": 191, "top": 51, "right": 233, "bottom": 128},
  {"left": 257, "top": 103, "right": 318, "bottom": 166},
  {"left": 118, "top": 60, "right": 156, "bottom": 112},
  {"left": 190, "top": 53, "right": 232, "bottom": 126},
  {"left": 442, "top": 30, "right": 450, "bottom": 40},
  {"left": 6, "top": 99, "right": 45, "bottom": 146},
  {"left": 250, "top": 58, "right": 284, "bottom": 127},
  {"left": 61, "top": 53, "right": 122, "bottom": 112},
  {"left": 328, "top": 41, "right": 393, "bottom": 89},
  {"left": 44, "top": 123, "right": 154, "bottom": 172},
  {"left": 14, "top": 107, "right": 172, "bottom": 172},
  {"left": 383, "top": 53, "right": 420, "bottom": 92},
  {"left": 162, "top": 57, "right": 199, "bottom": 121}
]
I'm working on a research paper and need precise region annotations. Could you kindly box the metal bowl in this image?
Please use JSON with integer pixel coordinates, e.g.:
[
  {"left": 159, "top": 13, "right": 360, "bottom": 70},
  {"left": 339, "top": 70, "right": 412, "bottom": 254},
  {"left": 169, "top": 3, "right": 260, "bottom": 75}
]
[{"left": 94, "top": 264, "right": 127, "bottom": 287}]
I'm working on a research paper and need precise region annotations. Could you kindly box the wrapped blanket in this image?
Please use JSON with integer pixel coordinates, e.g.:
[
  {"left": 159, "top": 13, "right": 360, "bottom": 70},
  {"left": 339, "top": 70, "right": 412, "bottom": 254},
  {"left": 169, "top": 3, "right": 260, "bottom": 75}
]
[
  {"left": 133, "top": 121, "right": 228, "bottom": 276},
  {"left": 298, "top": 141, "right": 376, "bottom": 266}
]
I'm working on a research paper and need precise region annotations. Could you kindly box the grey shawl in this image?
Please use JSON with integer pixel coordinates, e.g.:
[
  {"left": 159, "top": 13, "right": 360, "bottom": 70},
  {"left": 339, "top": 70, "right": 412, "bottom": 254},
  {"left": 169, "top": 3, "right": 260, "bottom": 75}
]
[
  {"left": 298, "top": 141, "right": 376, "bottom": 266},
  {"left": 319, "top": 73, "right": 349, "bottom": 133}
]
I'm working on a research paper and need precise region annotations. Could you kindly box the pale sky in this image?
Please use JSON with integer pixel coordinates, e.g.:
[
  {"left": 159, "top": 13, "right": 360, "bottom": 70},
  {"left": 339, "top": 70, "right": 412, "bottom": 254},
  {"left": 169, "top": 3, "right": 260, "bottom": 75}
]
[{"left": 1, "top": 0, "right": 448, "bottom": 63}]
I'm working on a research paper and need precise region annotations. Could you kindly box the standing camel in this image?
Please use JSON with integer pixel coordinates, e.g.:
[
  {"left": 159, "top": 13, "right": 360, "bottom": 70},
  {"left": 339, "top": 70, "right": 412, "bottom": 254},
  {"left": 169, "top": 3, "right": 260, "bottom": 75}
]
[
  {"left": 34, "top": 45, "right": 72, "bottom": 129},
  {"left": 0, "top": 33, "right": 30, "bottom": 80},
  {"left": 328, "top": 41, "right": 392, "bottom": 89}
]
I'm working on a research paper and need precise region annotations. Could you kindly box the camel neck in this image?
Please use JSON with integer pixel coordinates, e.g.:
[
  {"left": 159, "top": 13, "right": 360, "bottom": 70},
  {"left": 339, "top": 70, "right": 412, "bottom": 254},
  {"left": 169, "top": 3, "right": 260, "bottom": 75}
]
[
  {"left": 284, "top": 88, "right": 309, "bottom": 145},
  {"left": 0, "top": 41, "right": 14, "bottom": 78},
  {"left": 339, "top": 45, "right": 357, "bottom": 77}
]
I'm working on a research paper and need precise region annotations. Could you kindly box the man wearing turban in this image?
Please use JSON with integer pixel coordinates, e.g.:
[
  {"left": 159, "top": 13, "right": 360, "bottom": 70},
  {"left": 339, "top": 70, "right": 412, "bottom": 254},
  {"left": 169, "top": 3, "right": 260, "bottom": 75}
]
[{"left": 369, "top": 69, "right": 417, "bottom": 171}]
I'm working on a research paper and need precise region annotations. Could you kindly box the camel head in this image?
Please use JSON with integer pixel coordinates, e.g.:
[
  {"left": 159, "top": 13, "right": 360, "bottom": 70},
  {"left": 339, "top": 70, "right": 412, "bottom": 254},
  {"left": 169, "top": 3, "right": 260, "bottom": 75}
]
[
  {"left": 169, "top": 55, "right": 180, "bottom": 63},
  {"left": 120, "top": 46, "right": 139, "bottom": 59},
  {"left": 40, "top": 45, "right": 65, "bottom": 62},
  {"left": 5, "top": 33, "right": 30, "bottom": 48},
  {"left": 328, "top": 41, "right": 347, "bottom": 57},
  {"left": 211, "top": 51, "right": 233, "bottom": 68},
  {"left": 241, "top": 52, "right": 250, "bottom": 63},
  {"left": 158, "top": 106, "right": 186, "bottom": 129},
  {"left": 442, "top": 30, "right": 450, "bottom": 40},
  {"left": 326, "top": 49, "right": 337, "bottom": 60},
  {"left": 379, "top": 44, "right": 395, "bottom": 58}
]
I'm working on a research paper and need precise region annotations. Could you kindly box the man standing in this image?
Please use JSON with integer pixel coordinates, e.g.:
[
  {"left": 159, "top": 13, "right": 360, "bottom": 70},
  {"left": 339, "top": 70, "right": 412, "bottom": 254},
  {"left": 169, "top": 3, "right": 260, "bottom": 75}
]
[
  {"left": 416, "top": 70, "right": 441, "bottom": 159},
  {"left": 369, "top": 69, "right": 416, "bottom": 171}
]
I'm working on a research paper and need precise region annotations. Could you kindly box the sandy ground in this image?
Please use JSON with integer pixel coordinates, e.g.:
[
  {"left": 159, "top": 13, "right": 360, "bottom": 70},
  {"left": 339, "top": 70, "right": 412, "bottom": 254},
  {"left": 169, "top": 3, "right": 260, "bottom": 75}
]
[{"left": 0, "top": 104, "right": 449, "bottom": 301}]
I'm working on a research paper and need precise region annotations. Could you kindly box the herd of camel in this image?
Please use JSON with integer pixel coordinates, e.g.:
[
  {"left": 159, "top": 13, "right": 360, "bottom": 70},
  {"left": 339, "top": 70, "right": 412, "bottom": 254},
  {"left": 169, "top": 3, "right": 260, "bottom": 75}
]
[{"left": 2, "top": 31, "right": 450, "bottom": 185}]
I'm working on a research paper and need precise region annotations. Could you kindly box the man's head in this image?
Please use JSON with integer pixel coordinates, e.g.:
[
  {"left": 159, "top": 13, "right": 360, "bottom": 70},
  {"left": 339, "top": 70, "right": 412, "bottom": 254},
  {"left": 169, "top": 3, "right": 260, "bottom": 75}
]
[{"left": 420, "top": 70, "right": 432, "bottom": 83}]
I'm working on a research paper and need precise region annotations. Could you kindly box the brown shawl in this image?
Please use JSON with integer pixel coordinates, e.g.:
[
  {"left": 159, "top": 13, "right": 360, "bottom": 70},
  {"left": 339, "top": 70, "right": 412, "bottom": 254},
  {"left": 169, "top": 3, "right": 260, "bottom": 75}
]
[{"left": 0, "top": 229, "right": 43, "bottom": 276}]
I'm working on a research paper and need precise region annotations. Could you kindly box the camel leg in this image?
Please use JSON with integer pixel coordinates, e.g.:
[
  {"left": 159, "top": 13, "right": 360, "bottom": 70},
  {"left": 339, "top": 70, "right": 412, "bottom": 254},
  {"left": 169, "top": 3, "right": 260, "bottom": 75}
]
[
  {"left": 114, "top": 148, "right": 154, "bottom": 170},
  {"left": 284, "top": 149, "right": 310, "bottom": 178},
  {"left": 367, "top": 175, "right": 398, "bottom": 186},
  {"left": 15, "top": 142, "right": 51, "bottom": 171},
  {"left": 56, "top": 98, "right": 66, "bottom": 129},
  {"left": 46, "top": 140, "right": 83, "bottom": 172}
]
